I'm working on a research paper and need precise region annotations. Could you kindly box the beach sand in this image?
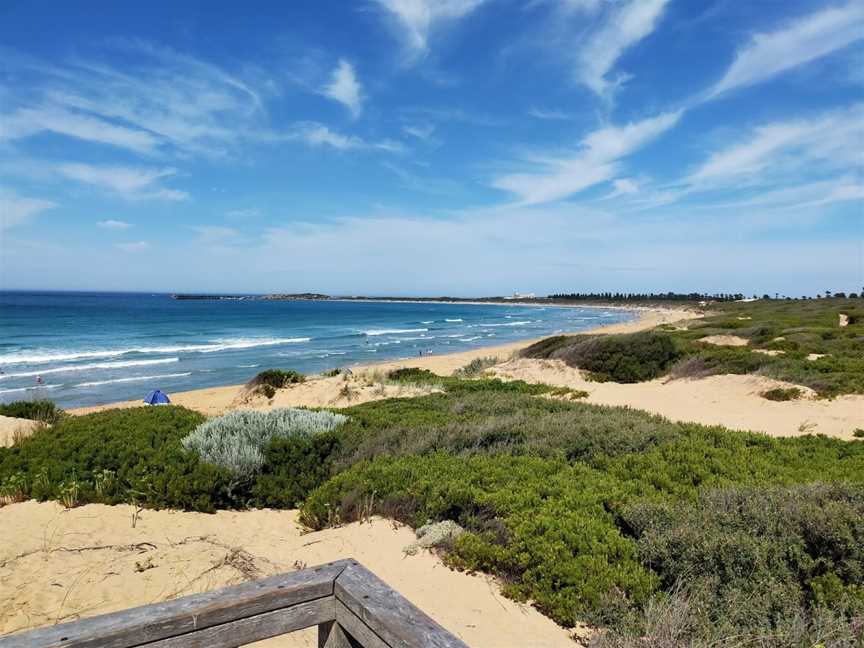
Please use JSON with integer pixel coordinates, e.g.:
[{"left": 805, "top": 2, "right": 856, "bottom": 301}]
[
  {"left": 0, "top": 501, "right": 580, "bottom": 647},
  {"left": 0, "top": 415, "right": 40, "bottom": 448}
]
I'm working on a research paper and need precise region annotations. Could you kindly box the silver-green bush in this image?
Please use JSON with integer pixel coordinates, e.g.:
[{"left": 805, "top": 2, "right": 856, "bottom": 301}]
[{"left": 182, "top": 408, "right": 347, "bottom": 479}]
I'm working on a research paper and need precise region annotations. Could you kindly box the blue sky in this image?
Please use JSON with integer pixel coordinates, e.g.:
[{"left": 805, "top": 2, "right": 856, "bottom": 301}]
[{"left": 0, "top": 0, "right": 862, "bottom": 296}]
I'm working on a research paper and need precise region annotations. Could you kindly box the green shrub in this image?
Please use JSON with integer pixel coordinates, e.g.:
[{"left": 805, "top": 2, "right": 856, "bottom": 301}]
[
  {"left": 528, "top": 332, "right": 682, "bottom": 383},
  {"left": 182, "top": 408, "right": 347, "bottom": 480},
  {"left": 761, "top": 387, "right": 803, "bottom": 401},
  {"left": 0, "top": 406, "right": 232, "bottom": 511},
  {"left": 0, "top": 400, "right": 64, "bottom": 424},
  {"left": 251, "top": 432, "right": 341, "bottom": 508},
  {"left": 301, "top": 453, "right": 659, "bottom": 627},
  {"left": 249, "top": 369, "right": 306, "bottom": 389},
  {"left": 336, "top": 391, "right": 687, "bottom": 467},
  {"left": 618, "top": 484, "right": 864, "bottom": 642},
  {"left": 854, "top": 429, "right": 864, "bottom": 439}
]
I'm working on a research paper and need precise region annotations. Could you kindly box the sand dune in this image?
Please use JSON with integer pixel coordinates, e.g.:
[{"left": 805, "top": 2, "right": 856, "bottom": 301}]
[
  {"left": 492, "top": 358, "right": 863, "bottom": 440},
  {"left": 0, "top": 501, "right": 580, "bottom": 647}
]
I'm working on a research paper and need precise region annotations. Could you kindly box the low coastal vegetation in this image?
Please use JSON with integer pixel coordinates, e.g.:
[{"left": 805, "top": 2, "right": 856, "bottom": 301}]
[
  {"left": 246, "top": 369, "right": 306, "bottom": 398},
  {"left": 524, "top": 298, "right": 864, "bottom": 397},
  {"left": 1, "top": 368, "right": 862, "bottom": 643},
  {"left": 0, "top": 300, "right": 861, "bottom": 644},
  {"left": 0, "top": 399, "right": 64, "bottom": 424}
]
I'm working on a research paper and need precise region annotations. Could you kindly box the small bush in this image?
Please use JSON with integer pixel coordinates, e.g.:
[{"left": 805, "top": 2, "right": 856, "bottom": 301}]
[
  {"left": 248, "top": 369, "right": 306, "bottom": 390},
  {"left": 0, "top": 400, "right": 64, "bottom": 424},
  {"left": 761, "top": 387, "right": 803, "bottom": 401},
  {"left": 454, "top": 356, "right": 499, "bottom": 378},
  {"left": 182, "top": 408, "right": 347, "bottom": 480},
  {"left": 854, "top": 429, "right": 864, "bottom": 439},
  {"left": 556, "top": 332, "right": 682, "bottom": 383}
]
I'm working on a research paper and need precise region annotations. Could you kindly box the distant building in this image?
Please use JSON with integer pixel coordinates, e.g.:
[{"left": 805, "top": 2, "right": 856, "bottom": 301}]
[{"left": 506, "top": 291, "right": 536, "bottom": 300}]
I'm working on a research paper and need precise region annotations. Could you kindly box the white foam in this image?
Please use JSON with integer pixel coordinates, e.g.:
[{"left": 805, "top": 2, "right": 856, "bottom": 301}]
[
  {"left": 421, "top": 320, "right": 434, "bottom": 324},
  {"left": 74, "top": 372, "right": 192, "bottom": 388},
  {"left": 0, "top": 338, "right": 310, "bottom": 366},
  {"left": 237, "top": 364, "right": 260, "bottom": 368},
  {"left": 0, "top": 384, "right": 61, "bottom": 394},
  {"left": 459, "top": 336, "right": 481, "bottom": 342},
  {"left": 0, "top": 358, "right": 180, "bottom": 380},
  {"left": 479, "top": 321, "right": 531, "bottom": 327},
  {"left": 445, "top": 318, "right": 463, "bottom": 322},
  {"left": 363, "top": 328, "right": 428, "bottom": 336}
]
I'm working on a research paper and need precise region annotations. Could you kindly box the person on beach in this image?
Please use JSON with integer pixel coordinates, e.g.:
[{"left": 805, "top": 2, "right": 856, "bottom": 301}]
[{"left": 35, "top": 375, "right": 43, "bottom": 385}]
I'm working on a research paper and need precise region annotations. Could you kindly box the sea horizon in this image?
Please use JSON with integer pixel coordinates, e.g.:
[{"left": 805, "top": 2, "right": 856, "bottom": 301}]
[{"left": 0, "top": 290, "right": 636, "bottom": 408}]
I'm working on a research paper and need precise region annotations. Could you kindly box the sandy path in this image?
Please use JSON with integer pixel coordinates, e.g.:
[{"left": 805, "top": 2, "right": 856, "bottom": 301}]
[
  {"left": 493, "top": 359, "right": 864, "bottom": 440},
  {"left": 0, "top": 501, "right": 579, "bottom": 647}
]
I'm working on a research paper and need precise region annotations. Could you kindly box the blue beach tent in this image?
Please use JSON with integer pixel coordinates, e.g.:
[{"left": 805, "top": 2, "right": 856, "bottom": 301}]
[{"left": 143, "top": 389, "right": 171, "bottom": 405}]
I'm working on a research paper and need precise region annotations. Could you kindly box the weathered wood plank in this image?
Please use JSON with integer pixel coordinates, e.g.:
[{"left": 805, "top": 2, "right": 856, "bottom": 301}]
[
  {"left": 335, "top": 561, "right": 470, "bottom": 648},
  {"left": 144, "top": 598, "right": 334, "bottom": 648},
  {"left": 0, "top": 560, "right": 351, "bottom": 648},
  {"left": 333, "top": 602, "right": 388, "bottom": 648},
  {"left": 318, "top": 619, "right": 359, "bottom": 648}
]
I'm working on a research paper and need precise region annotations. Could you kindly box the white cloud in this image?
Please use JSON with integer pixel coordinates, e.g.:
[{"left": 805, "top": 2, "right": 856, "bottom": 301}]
[
  {"left": 492, "top": 110, "right": 681, "bottom": 204},
  {"left": 688, "top": 104, "right": 864, "bottom": 188},
  {"left": 57, "top": 163, "right": 188, "bottom": 201},
  {"left": 575, "top": 0, "right": 670, "bottom": 98},
  {"left": 114, "top": 241, "right": 149, "bottom": 252},
  {"left": 0, "top": 190, "right": 56, "bottom": 230},
  {"left": 0, "top": 107, "right": 160, "bottom": 154},
  {"left": 604, "top": 177, "right": 640, "bottom": 198},
  {"left": 375, "top": 0, "right": 485, "bottom": 59},
  {"left": 4, "top": 41, "right": 272, "bottom": 159},
  {"left": 97, "top": 219, "right": 133, "bottom": 229},
  {"left": 708, "top": 2, "right": 864, "bottom": 99},
  {"left": 527, "top": 107, "right": 573, "bottom": 121},
  {"left": 288, "top": 122, "right": 404, "bottom": 153},
  {"left": 402, "top": 123, "right": 436, "bottom": 140},
  {"left": 321, "top": 60, "right": 363, "bottom": 117}
]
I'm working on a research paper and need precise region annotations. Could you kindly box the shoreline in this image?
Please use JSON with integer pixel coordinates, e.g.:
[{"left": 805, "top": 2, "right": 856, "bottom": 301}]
[{"left": 69, "top": 306, "right": 691, "bottom": 416}]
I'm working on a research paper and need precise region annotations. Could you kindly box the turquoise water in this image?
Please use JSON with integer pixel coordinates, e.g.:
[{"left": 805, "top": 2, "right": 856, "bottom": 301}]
[{"left": 0, "top": 292, "right": 635, "bottom": 408}]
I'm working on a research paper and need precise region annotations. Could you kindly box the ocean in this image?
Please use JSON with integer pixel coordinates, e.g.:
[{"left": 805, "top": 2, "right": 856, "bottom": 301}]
[{"left": 0, "top": 292, "right": 635, "bottom": 408}]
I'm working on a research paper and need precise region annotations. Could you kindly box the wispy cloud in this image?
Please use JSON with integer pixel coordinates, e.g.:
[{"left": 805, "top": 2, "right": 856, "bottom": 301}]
[
  {"left": 375, "top": 0, "right": 486, "bottom": 60},
  {"left": 402, "top": 122, "right": 436, "bottom": 140},
  {"left": 97, "top": 219, "right": 132, "bottom": 229},
  {"left": 687, "top": 104, "right": 864, "bottom": 188},
  {"left": 1, "top": 40, "right": 271, "bottom": 159},
  {"left": 527, "top": 107, "right": 574, "bottom": 121},
  {"left": 57, "top": 163, "right": 189, "bottom": 201},
  {"left": 321, "top": 59, "right": 363, "bottom": 117},
  {"left": 492, "top": 110, "right": 681, "bottom": 204},
  {"left": 114, "top": 241, "right": 149, "bottom": 252},
  {"left": 189, "top": 225, "right": 243, "bottom": 246},
  {"left": 0, "top": 106, "right": 160, "bottom": 155},
  {"left": 707, "top": 1, "right": 864, "bottom": 99},
  {"left": 0, "top": 190, "right": 56, "bottom": 230},
  {"left": 288, "top": 122, "right": 404, "bottom": 153},
  {"left": 575, "top": 0, "right": 670, "bottom": 98}
]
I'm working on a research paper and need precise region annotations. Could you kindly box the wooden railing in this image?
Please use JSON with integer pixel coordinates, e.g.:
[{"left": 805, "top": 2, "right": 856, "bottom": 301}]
[{"left": 0, "top": 559, "right": 469, "bottom": 647}]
